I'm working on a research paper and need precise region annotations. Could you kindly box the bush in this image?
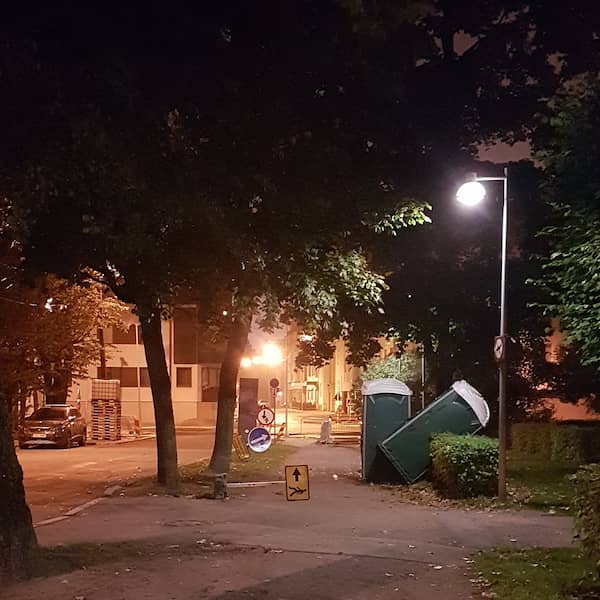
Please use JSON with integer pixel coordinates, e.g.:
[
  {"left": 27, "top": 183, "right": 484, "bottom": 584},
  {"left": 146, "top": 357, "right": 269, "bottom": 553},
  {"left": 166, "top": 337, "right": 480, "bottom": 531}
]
[
  {"left": 430, "top": 434, "right": 498, "bottom": 499},
  {"left": 573, "top": 463, "right": 600, "bottom": 574},
  {"left": 511, "top": 422, "right": 553, "bottom": 458},
  {"left": 551, "top": 426, "right": 587, "bottom": 462},
  {"left": 511, "top": 422, "right": 600, "bottom": 464}
]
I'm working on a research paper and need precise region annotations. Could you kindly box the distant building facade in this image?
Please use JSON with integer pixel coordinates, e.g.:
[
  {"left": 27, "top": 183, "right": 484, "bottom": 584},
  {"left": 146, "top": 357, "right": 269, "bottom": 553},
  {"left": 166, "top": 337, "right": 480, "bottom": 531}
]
[{"left": 70, "top": 311, "right": 370, "bottom": 427}]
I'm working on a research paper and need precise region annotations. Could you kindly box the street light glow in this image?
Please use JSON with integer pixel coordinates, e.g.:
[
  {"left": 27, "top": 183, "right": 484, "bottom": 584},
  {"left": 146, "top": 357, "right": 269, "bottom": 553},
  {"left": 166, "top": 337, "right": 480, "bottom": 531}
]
[
  {"left": 240, "top": 342, "right": 284, "bottom": 368},
  {"left": 456, "top": 181, "right": 486, "bottom": 207},
  {"left": 262, "top": 342, "right": 283, "bottom": 366}
]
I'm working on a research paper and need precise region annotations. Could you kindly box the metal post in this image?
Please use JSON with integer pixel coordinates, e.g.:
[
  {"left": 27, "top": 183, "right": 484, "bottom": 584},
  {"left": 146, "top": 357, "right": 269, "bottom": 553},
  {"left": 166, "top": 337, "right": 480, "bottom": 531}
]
[
  {"left": 497, "top": 167, "right": 509, "bottom": 501},
  {"left": 284, "top": 325, "right": 289, "bottom": 437}
]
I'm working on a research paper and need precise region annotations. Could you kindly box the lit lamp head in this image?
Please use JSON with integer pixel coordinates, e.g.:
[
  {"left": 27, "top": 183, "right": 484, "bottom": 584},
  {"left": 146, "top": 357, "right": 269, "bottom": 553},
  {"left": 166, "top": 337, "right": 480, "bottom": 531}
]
[{"left": 456, "top": 181, "right": 486, "bottom": 207}]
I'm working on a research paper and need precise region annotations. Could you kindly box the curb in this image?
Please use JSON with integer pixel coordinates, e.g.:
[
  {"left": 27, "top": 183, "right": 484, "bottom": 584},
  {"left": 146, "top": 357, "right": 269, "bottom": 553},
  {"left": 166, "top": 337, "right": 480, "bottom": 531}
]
[
  {"left": 33, "top": 484, "right": 123, "bottom": 529},
  {"left": 34, "top": 498, "right": 105, "bottom": 528},
  {"left": 92, "top": 434, "right": 156, "bottom": 446}
]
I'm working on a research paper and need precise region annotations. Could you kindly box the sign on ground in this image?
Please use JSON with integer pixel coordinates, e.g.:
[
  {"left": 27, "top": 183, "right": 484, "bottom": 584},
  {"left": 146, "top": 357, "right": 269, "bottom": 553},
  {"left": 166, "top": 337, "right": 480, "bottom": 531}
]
[
  {"left": 285, "top": 464, "right": 310, "bottom": 501},
  {"left": 233, "top": 433, "right": 250, "bottom": 461}
]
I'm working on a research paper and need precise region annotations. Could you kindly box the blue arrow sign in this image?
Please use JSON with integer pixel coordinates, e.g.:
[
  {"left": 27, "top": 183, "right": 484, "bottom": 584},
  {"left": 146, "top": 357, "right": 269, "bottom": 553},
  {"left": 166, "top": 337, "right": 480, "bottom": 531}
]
[{"left": 247, "top": 426, "right": 272, "bottom": 453}]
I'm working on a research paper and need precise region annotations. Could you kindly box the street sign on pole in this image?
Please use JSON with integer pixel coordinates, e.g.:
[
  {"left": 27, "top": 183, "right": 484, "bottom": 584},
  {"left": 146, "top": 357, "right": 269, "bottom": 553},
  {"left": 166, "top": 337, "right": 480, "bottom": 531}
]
[
  {"left": 285, "top": 464, "right": 310, "bottom": 501},
  {"left": 247, "top": 426, "right": 272, "bottom": 453},
  {"left": 493, "top": 335, "right": 505, "bottom": 363},
  {"left": 257, "top": 406, "right": 275, "bottom": 426}
]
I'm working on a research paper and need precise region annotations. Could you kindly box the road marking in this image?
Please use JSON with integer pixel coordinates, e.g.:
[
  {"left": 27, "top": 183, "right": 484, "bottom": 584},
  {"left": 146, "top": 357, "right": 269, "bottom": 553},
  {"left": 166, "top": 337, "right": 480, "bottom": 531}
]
[{"left": 72, "top": 461, "right": 98, "bottom": 469}]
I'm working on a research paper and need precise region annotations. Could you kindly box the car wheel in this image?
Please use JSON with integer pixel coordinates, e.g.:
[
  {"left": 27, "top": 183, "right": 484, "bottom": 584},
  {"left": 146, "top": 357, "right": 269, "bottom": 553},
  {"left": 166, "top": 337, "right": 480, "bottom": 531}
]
[
  {"left": 18, "top": 442, "right": 28, "bottom": 449},
  {"left": 60, "top": 432, "right": 72, "bottom": 449},
  {"left": 80, "top": 429, "right": 87, "bottom": 447}
]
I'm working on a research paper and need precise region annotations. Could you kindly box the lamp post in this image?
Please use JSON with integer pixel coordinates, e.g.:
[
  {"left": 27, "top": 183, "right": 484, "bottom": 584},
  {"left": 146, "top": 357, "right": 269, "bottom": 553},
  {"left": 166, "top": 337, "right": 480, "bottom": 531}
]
[{"left": 455, "top": 167, "right": 509, "bottom": 501}]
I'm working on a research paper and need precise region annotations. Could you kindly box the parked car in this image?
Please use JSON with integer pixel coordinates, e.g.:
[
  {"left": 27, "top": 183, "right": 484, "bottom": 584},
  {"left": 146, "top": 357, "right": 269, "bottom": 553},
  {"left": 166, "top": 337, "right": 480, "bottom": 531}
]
[{"left": 18, "top": 405, "right": 87, "bottom": 449}]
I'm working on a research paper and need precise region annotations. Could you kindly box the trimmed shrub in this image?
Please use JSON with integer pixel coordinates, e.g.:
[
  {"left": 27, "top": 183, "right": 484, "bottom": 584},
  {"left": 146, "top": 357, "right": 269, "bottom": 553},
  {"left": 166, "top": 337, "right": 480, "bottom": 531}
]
[
  {"left": 551, "top": 426, "right": 586, "bottom": 462},
  {"left": 511, "top": 422, "right": 553, "bottom": 458},
  {"left": 581, "top": 428, "right": 600, "bottom": 462},
  {"left": 573, "top": 463, "right": 600, "bottom": 574},
  {"left": 430, "top": 434, "right": 498, "bottom": 499},
  {"left": 511, "top": 422, "right": 600, "bottom": 464}
]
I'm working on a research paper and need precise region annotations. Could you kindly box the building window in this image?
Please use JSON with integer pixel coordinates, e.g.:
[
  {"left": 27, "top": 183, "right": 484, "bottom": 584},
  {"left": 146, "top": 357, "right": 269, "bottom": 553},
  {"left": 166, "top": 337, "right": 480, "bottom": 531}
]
[
  {"left": 139, "top": 368, "right": 150, "bottom": 388},
  {"left": 201, "top": 367, "right": 220, "bottom": 389},
  {"left": 201, "top": 367, "right": 220, "bottom": 402},
  {"left": 176, "top": 367, "right": 193, "bottom": 388},
  {"left": 174, "top": 307, "right": 197, "bottom": 364},
  {"left": 112, "top": 325, "right": 137, "bottom": 344},
  {"left": 100, "top": 366, "right": 139, "bottom": 387}
]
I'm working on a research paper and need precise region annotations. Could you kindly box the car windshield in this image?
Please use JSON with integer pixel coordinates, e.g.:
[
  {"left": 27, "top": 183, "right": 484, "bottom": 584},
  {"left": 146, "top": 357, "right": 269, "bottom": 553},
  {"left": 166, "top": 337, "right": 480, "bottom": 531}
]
[{"left": 29, "top": 407, "right": 68, "bottom": 420}]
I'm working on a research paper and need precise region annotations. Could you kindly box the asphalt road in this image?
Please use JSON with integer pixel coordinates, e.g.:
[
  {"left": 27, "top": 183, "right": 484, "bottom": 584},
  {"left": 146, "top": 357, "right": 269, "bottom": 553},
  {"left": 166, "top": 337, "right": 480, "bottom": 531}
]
[{"left": 18, "top": 432, "right": 215, "bottom": 524}]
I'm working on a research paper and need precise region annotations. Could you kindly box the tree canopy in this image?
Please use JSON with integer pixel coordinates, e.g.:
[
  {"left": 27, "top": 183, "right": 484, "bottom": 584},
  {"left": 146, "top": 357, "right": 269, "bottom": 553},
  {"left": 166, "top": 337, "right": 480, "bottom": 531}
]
[{"left": 534, "top": 76, "right": 600, "bottom": 370}]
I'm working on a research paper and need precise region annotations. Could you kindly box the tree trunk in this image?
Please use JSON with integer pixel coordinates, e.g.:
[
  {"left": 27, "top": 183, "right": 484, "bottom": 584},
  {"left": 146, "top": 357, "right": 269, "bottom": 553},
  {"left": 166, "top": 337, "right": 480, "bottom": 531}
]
[
  {"left": 440, "top": 0, "right": 456, "bottom": 63},
  {"left": 18, "top": 394, "right": 26, "bottom": 429},
  {"left": 0, "top": 394, "right": 37, "bottom": 583},
  {"left": 138, "top": 308, "right": 179, "bottom": 492},
  {"left": 209, "top": 314, "right": 252, "bottom": 477}
]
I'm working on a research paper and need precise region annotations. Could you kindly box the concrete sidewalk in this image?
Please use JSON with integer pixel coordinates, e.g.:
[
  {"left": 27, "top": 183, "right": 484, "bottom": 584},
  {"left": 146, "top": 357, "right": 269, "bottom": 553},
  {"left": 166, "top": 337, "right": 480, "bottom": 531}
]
[{"left": 10, "top": 440, "right": 574, "bottom": 600}]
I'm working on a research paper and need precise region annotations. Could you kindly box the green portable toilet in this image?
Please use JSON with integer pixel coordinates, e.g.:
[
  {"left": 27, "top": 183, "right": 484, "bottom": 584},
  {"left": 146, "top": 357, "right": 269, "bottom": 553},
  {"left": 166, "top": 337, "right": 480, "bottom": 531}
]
[
  {"left": 379, "top": 380, "right": 490, "bottom": 484},
  {"left": 361, "top": 379, "right": 412, "bottom": 482}
]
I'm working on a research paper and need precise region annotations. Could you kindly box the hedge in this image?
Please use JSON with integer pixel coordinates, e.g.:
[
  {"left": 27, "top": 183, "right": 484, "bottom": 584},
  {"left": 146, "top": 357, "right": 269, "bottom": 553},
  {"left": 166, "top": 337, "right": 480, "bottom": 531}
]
[
  {"left": 511, "top": 422, "right": 554, "bottom": 458},
  {"left": 511, "top": 422, "right": 600, "bottom": 464},
  {"left": 574, "top": 463, "right": 600, "bottom": 574},
  {"left": 430, "top": 434, "right": 498, "bottom": 499}
]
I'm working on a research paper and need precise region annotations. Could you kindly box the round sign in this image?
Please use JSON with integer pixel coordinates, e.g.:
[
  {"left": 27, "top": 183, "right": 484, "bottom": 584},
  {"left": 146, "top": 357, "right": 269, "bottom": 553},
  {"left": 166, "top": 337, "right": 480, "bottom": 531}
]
[
  {"left": 257, "top": 406, "right": 275, "bottom": 426},
  {"left": 493, "top": 335, "right": 505, "bottom": 362},
  {"left": 248, "top": 427, "right": 272, "bottom": 453},
  {"left": 269, "top": 378, "right": 280, "bottom": 389}
]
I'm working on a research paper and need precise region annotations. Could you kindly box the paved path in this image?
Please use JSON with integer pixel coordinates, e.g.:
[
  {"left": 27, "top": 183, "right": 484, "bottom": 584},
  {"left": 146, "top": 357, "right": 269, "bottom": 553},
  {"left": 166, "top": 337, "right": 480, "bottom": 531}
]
[{"left": 10, "top": 440, "right": 573, "bottom": 600}]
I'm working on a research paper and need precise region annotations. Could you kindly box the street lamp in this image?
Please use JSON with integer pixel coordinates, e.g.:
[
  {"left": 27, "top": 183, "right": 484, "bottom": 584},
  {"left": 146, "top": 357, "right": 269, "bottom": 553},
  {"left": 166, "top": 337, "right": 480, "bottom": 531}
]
[{"left": 456, "top": 167, "right": 509, "bottom": 501}]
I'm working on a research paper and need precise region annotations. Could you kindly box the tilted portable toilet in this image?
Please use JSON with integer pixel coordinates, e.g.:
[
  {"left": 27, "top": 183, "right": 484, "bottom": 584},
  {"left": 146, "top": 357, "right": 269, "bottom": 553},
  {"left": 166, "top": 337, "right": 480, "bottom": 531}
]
[
  {"left": 361, "top": 379, "right": 412, "bottom": 482},
  {"left": 378, "top": 380, "right": 490, "bottom": 484}
]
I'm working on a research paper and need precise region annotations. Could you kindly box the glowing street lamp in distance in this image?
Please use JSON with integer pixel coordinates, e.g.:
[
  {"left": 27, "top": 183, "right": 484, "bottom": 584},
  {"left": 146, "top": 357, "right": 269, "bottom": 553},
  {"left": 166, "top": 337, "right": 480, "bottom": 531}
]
[
  {"left": 456, "top": 181, "right": 487, "bottom": 207},
  {"left": 261, "top": 342, "right": 283, "bottom": 367},
  {"left": 240, "top": 342, "right": 284, "bottom": 368}
]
